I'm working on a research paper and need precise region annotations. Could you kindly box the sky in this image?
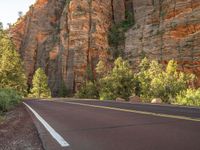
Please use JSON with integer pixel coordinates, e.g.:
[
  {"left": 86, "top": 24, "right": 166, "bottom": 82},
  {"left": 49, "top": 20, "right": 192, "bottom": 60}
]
[{"left": 0, "top": 0, "right": 36, "bottom": 28}]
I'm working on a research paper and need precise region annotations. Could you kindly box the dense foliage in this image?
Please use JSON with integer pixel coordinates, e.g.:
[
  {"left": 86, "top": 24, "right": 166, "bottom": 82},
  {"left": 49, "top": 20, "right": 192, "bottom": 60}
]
[
  {"left": 136, "top": 58, "right": 194, "bottom": 103},
  {"left": 0, "top": 25, "right": 27, "bottom": 95},
  {"left": 76, "top": 56, "right": 198, "bottom": 106},
  {"left": 76, "top": 57, "right": 135, "bottom": 100},
  {"left": 0, "top": 89, "right": 22, "bottom": 113},
  {"left": 99, "top": 57, "right": 135, "bottom": 100},
  {"left": 0, "top": 23, "right": 27, "bottom": 113},
  {"left": 29, "top": 68, "right": 51, "bottom": 98},
  {"left": 75, "top": 81, "right": 99, "bottom": 99},
  {"left": 175, "top": 88, "right": 200, "bottom": 106}
]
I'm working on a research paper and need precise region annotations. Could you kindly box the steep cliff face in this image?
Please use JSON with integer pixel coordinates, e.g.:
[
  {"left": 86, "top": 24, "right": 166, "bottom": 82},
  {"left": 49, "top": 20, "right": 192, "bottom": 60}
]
[
  {"left": 124, "top": 0, "right": 200, "bottom": 84},
  {"left": 10, "top": 0, "right": 112, "bottom": 96},
  {"left": 10, "top": 0, "right": 200, "bottom": 96}
]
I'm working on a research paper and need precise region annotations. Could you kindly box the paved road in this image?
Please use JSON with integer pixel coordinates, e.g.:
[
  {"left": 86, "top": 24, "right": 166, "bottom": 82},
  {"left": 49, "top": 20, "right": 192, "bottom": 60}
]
[{"left": 25, "top": 99, "right": 200, "bottom": 150}]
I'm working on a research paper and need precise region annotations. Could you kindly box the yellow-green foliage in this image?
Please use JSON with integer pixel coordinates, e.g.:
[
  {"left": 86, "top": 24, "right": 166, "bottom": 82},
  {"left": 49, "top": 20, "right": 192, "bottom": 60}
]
[
  {"left": 99, "top": 57, "right": 135, "bottom": 100},
  {"left": 29, "top": 68, "right": 51, "bottom": 98},
  {"left": 95, "top": 60, "right": 110, "bottom": 78},
  {"left": 76, "top": 56, "right": 196, "bottom": 106},
  {"left": 0, "top": 27, "right": 27, "bottom": 95},
  {"left": 176, "top": 88, "right": 200, "bottom": 106},
  {"left": 137, "top": 58, "right": 195, "bottom": 103}
]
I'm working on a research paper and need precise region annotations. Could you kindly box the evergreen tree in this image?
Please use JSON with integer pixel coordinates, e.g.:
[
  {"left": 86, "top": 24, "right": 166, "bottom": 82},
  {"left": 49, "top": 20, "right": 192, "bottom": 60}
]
[
  {"left": 99, "top": 57, "right": 135, "bottom": 100},
  {"left": 30, "top": 68, "right": 51, "bottom": 98},
  {"left": 0, "top": 27, "right": 27, "bottom": 95}
]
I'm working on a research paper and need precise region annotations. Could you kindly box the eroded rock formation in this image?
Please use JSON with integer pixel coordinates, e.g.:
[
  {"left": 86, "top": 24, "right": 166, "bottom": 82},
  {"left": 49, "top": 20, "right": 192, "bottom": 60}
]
[
  {"left": 124, "top": 0, "right": 200, "bottom": 84},
  {"left": 10, "top": 0, "right": 112, "bottom": 96},
  {"left": 10, "top": 0, "right": 200, "bottom": 96}
]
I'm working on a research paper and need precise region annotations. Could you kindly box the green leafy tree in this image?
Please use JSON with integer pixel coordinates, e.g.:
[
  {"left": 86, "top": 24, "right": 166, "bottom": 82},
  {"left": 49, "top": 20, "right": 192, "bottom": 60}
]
[
  {"left": 0, "top": 27, "right": 27, "bottom": 95},
  {"left": 99, "top": 57, "right": 135, "bottom": 100},
  {"left": 29, "top": 68, "right": 51, "bottom": 98},
  {"left": 137, "top": 58, "right": 194, "bottom": 103}
]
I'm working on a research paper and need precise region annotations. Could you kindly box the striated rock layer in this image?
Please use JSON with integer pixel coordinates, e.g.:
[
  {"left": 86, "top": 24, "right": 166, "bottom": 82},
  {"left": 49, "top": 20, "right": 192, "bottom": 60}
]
[
  {"left": 10, "top": 0, "right": 200, "bottom": 96},
  {"left": 124, "top": 0, "right": 200, "bottom": 85},
  {"left": 10, "top": 0, "right": 112, "bottom": 96}
]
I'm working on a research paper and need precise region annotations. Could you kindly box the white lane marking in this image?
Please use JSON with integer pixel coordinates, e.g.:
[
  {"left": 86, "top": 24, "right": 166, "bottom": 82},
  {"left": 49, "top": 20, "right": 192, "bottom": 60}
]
[
  {"left": 61, "top": 101, "right": 200, "bottom": 122},
  {"left": 23, "top": 102, "right": 69, "bottom": 147}
]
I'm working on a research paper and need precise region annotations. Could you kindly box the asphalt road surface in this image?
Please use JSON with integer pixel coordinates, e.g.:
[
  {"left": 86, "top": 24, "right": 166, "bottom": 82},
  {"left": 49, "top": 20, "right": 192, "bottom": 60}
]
[{"left": 24, "top": 99, "right": 200, "bottom": 150}]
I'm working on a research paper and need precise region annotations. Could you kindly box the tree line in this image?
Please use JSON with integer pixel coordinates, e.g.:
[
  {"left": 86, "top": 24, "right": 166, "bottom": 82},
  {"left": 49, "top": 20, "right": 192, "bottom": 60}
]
[
  {"left": 76, "top": 57, "right": 200, "bottom": 106},
  {"left": 0, "top": 24, "right": 51, "bottom": 113}
]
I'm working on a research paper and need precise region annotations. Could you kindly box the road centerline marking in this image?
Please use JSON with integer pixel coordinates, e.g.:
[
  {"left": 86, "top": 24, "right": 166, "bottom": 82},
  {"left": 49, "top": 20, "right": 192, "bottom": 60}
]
[
  {"left": 60, "top": 101, "right": 200, "bottom": 122},
  {"left": 23, "top": 102, "right": 70, "bottom": 147}
]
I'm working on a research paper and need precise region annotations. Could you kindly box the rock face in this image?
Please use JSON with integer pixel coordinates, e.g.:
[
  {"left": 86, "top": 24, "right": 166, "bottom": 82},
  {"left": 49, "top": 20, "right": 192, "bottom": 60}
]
[
  {"left": 10, "top": 0, "right": 200, "bottom": 96},
  {"left": 124, "top": 0, "right": 200, "bottom": 85},
  {"left": 10, "top": 0, "right": 112, "bottom": 96}
]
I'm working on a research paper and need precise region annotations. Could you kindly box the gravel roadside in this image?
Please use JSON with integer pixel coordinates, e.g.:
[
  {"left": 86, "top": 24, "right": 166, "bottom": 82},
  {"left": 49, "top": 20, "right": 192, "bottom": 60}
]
[{"left": 0, "top": 104, "right": 44, "bottom": 150}]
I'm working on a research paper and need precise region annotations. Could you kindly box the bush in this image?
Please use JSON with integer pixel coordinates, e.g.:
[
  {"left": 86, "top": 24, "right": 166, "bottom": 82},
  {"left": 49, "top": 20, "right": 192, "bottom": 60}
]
[
  {"left": 75, "top": 81, "right": 99, "bottom": 99},
  {"left": 175, "top": 88, "right": 200, "bottom": 106},
  {"left": 137, "top": 58, "right": 195, "bottom": 103},
  {"left": 99, "top": 57, "right": 135, "bottom": 100},
  {"left": 0, "top": 89, "right": 22, "bottom": 112}
]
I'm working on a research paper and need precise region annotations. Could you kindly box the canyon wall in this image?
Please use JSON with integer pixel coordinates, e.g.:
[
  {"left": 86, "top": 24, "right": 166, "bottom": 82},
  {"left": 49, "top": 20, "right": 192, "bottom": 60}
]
[
  {"left": 124, "top": 0, "right": 200, "bottom": 84},
  {"left": 10, "top": 0, "right": 200, "bottom": 96},
  {"left": 10, "top": 0, "right": 112, "bottom": 96}
]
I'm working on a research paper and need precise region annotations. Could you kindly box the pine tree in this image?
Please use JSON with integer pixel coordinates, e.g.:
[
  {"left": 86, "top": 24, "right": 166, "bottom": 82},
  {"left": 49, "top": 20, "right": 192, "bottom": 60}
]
[
  {"left": 30, "top": 68, "right": 51, "bottom": 98},
  {"left": 0, "top": 26, "right": 27, "bottom": 95}
]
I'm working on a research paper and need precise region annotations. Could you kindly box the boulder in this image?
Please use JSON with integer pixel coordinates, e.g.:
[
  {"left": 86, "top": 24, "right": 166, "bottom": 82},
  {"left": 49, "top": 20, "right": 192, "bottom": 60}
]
[
  {"left": 129, "top": 96, "right": 141, "bottom": 103},
  {"left": 151, "top": 98, "right": 162, "bottom": 104},
  {"left": 116, "top": 97, "right": 126, "bottom": 102}
]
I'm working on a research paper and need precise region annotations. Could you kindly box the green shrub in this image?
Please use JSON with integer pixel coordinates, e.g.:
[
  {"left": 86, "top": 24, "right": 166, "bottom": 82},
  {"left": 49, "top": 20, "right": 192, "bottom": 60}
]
[
  {"left": 75, "top": 81, "right": 99, "bottom": 99},
  {"left": 175, "top": 88, "right": 200, "bottom": 106},
  {"left": 137, "top": 58, "right": 194, "bottom": 103},
  {"left": 0, "top": 89, "right": 22, "bottom": 112},
  {"left": 99, "top": 57, "right": 135, "bottom": 100}
]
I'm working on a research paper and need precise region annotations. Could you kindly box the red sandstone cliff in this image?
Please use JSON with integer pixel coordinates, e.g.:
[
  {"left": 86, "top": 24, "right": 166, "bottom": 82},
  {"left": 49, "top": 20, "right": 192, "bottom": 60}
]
[
  {"left": 10, "top": 0, "right": 112, "bottom": 95},
  {"left": 9, "top": 0, "right": 200, "bottom": 95}
]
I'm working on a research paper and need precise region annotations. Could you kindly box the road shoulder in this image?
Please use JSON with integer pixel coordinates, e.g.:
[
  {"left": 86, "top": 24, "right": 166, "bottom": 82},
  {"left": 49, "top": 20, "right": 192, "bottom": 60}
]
[{"left": 0, "top": 103, "right": 44, "bottom": 150}]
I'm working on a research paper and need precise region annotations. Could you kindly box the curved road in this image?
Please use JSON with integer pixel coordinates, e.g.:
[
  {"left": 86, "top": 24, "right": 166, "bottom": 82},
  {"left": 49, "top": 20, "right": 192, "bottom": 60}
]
[{"left": 24, "top": 99, "right": 200, "bottom": 150}]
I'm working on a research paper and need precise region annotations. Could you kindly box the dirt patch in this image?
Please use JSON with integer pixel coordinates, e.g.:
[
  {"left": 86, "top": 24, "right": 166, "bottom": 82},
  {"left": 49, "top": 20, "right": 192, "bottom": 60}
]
[{"left": 0, "top": 104, "right": 44, "bottom": 150}]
